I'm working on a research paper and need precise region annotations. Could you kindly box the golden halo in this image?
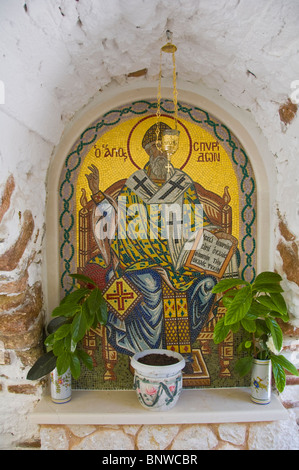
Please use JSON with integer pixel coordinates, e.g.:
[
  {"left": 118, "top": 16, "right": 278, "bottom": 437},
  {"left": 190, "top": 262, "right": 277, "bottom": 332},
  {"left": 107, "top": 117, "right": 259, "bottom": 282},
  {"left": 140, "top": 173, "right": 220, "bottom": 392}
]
[{"left": 127, "top": 115, "right": 192, "bottom": 170}]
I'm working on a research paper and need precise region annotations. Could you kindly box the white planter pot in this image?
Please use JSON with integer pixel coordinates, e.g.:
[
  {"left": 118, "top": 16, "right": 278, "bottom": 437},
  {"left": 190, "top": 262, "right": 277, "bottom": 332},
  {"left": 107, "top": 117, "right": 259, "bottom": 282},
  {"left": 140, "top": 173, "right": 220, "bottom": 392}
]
[
  {"left": 130, "top": 349, "right": 185, "bottom": 411},
  {"left": 250, "top": 358, "right": 271, "bottom": 405},
  {"left": 50, "top": 367, "right": 72, "bottom": 404}
]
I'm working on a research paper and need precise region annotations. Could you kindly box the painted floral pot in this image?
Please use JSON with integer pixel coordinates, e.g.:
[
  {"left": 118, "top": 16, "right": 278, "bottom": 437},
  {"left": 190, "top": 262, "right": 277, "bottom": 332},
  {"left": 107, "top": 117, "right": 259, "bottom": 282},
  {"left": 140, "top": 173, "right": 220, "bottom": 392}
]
[
  {"left": 250, "top": 358, "right": 272, "bottom": 405},
  {"left": 130, "top": 349, "right": 185, "bottom": 411},
  {"left": 50, "top": 367, "right": 72, "bottom": 404}
]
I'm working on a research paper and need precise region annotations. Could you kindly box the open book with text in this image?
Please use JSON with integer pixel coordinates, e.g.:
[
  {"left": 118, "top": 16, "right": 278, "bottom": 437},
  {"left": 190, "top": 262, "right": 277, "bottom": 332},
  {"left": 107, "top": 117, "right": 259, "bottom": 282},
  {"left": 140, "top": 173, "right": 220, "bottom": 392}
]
[{"left": 184, "top": 229, "right": 237, "bottom": 278}]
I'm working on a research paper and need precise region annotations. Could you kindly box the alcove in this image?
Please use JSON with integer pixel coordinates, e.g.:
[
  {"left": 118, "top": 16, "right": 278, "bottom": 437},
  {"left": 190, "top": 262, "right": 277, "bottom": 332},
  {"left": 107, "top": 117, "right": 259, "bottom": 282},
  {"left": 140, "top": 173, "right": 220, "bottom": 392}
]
[
  {"left": 46, "top": 82, "right": 274, "bottom": 311},
  {"left": 35, "top": 81, "right": 287, "bottom": 426}
]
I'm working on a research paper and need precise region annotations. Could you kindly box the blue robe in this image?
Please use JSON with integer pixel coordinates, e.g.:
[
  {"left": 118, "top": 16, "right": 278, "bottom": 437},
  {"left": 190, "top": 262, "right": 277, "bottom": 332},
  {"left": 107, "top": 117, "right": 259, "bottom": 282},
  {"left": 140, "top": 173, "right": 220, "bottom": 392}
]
[{"left": 90, "top": 166, "right": 217, "bottom": 358}]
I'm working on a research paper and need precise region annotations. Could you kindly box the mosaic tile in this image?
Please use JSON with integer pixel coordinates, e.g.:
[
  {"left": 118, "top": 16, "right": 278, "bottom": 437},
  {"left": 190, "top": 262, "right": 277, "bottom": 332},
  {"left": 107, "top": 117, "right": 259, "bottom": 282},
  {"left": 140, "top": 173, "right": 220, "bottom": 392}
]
[{"left": 58, "top": 99, "right": 257, "bottom": 390}]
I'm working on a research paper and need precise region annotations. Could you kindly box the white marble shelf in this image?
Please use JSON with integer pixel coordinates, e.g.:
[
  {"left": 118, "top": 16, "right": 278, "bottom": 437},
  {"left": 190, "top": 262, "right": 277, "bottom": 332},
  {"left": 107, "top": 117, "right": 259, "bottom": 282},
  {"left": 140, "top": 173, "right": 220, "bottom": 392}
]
[{"left": 30, "top": 387, "right": 289, "bottom": 425}]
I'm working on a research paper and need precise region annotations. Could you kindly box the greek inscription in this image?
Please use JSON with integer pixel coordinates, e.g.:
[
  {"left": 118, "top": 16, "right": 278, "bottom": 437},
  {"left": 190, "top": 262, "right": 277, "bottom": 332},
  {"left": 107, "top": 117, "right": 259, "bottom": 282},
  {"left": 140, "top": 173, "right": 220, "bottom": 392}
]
[
  {"left": 193, "top": 141, "right": 220, "bottom": 162},
  {"left": 211, "top": 248, "right": 226, "bottom": 259},
  {"left": 203, "top": 233, "right": 214, "bottom": 244},
  {"left": 216, "top": 239, "right": 231, "bottom": 250},
  {"left": 189, "top": 229, "right": 233, "bottom": 274},
  {"left": 201, "top": 243, "right": 210, "bottom": 252},
  {"left": 94, "top": 144, "right": 128, "bottom": 161},
  {"left": 213, "top": 258, "right": 222, "bottom": 267}
]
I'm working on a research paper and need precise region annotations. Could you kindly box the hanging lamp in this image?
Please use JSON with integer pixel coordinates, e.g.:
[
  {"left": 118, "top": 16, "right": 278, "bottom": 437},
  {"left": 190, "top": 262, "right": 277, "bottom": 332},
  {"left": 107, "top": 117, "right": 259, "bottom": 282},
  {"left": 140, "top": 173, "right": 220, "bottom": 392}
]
[{"left": 155, "top": 30, "right": 180, "bottom": 178}]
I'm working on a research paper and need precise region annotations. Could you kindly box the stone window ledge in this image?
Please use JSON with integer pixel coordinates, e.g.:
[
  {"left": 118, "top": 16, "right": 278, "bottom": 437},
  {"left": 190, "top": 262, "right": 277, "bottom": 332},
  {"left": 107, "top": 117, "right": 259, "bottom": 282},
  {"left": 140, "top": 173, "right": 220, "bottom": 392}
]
[{"left": 30, "top": 387, "right": 289, "bottom": 426}]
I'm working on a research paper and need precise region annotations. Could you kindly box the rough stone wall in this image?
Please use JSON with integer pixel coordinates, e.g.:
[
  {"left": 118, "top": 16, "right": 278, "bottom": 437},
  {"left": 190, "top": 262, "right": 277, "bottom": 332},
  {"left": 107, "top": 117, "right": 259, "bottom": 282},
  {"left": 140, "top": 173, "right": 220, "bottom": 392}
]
[
  {"left": 39, "top": 420, "right": 299, "bottom": 450},
  {"left": 0, "top": 174, "right": 44, "bottom": 449},
  {"left": 0, "top": 0, "right": 299, "bottom": 450}
]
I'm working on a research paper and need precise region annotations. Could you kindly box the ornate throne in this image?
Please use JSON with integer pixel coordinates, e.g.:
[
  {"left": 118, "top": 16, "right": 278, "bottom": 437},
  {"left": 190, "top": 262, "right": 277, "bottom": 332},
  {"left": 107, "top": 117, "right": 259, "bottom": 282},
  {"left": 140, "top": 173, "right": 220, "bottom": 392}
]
[{"left": 77, "top": 179, "right": 237, "bottom": 387}]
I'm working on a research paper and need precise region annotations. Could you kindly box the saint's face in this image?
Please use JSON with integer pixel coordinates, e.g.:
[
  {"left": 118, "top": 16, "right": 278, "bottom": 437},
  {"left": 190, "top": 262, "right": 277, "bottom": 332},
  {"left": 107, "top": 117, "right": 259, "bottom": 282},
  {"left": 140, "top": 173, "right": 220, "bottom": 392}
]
[
  {"left": 147, "top": 142, "right": 169, "bottom": 180},
  {"left": 147, "top": 141, "right": 167, "bottom": 160}
]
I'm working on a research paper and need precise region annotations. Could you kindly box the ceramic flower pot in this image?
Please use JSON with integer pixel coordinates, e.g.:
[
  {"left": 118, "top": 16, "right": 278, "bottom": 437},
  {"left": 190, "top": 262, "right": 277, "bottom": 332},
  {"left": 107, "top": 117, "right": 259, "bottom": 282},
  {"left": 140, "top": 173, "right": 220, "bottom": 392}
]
[
  {"left": 50, "top": 367, "right": 72, "bottom": 404},
  {"left": 130, "top": 349, "right": 185, "bottom": 411},
  {"left": 250, "top": 358, "right": 272, "bottom": 405}
]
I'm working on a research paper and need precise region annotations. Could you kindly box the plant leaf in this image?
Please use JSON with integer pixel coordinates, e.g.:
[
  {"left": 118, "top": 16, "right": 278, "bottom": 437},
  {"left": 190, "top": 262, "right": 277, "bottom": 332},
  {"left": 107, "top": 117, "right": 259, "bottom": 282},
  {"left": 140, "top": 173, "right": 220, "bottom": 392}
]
[
  {"left": 253, "top": 284, "right": 283, "bottom": 293},
  {"left": 213, "top": 317, "right": 230, "bottom": 344},
  {"left": 254, "top": 271, "right": 282, "bottom": 285},
  {"left": 82, "top": 301, "right": 94, "bottom": 329},
  {"left": 69, "top": 273, "right": 98, "bottom": 287},
  {"left": 269, "top": 293, "right": 288, "bottom": 318},
  {"left": 64, "top": 334, "right": 77, "bottom": 353},
  {"left": 265, "top": 318, "right": 283, "bottom": 352},
  {"left": 212, "top": 278, "right": 249, "bottom": 294},
  {"left": 47, "top": 316, "right": 68, "bottom": 334},
  {"left": 247, "top": 299, "right": 270, "bottom": 317},
  {"left": 71, "top": 310, "right": 87, "bottom": 343},
  {"left": 53, "top": 339, "right": 65, "bottom": 357},
  {"left": 237, "top": 339, "right": 253, "bottom": 353},
  {"left": 230, "top": 321, "right": 240, "bottom": 333},
  {"left": 77, "top": 349, "right": 93, "bottom": 371},
  {"left": 255, "top": 319, "right": 270, "bottom": 337},
  {"left": 241, "top": 317, "right": 256, "bottom": 332},
  {"left": 96, "top": 296, "right": 108, "bottom": 325},
  {"left": 56, "top": 351, "right": 71, "bottom": 376},
  {"left": 271, "top": 354, "right": 299, "bottom": 377},
  {"left": 222, "top": 290, "right": 239, "bottom": 308},
  {"left": 222, "top": 295, "right": 233, "bottom": 308},
  {"left": 256, "top": 295, "right": 278, "bottom": 312},
  {"left": 60, "top": 288, "right": 89, "bottom": 305},
  {"left": 54, "top": 323, "right": 71, "bottom": 341},
  {"left": 26, "top": 351, "right": 56, "bottom": 380},
  {"left": 51, "top": 302, "right": 79, "bottom": 318},
  {"left": 224, "top": 285, "right": 252, "bottom": 325},
  {"left": 70, "top": 353, "right": 81, "bottom": 379},
  {"left": 235, "top": 356, "right": 253, "bottom": 377},
  {"left": 271, "top": 359, "right": 286, "bottom": 393},
  {"left": 87, "top": 287, "right": 103, "bottom": 315},
  {"left": 44, "top": 332, "right": 55, "bottom": 348}
]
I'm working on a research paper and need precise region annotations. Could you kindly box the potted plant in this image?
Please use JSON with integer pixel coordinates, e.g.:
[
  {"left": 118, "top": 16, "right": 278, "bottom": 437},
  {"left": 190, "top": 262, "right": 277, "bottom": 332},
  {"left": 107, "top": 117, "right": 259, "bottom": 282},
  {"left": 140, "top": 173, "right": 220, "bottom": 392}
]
[
  {"left": 130, "top": 349, "right": 185, "bottom": 411},
  {"left": 27, "top": 273, "right": 107, "bottom": 402},
  {"left": 212, "top": 271, "right": 299, "bottom": 404}
]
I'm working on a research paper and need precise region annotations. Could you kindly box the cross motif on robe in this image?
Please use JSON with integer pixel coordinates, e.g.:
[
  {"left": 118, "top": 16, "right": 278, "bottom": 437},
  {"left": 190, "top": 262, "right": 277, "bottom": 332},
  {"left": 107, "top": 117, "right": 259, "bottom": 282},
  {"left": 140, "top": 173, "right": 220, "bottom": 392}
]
[
  {"left": 167, "top": 213, "right": 184, "bottom": 243},
  {"left": 106, "top": 280, "right": 134, "bottom": 311},
  {"left": 160, "top": 176, "right": 186, "bottom": 200},
  {"left": 132, "top": 175, "right": 154, "bottom": 197}
]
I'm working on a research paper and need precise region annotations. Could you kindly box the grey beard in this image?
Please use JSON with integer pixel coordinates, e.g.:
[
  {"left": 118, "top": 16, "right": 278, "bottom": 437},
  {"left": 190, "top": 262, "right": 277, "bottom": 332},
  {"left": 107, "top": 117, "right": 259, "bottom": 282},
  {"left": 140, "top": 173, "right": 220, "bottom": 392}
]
[{"left": 149, "top": 155, "right": 168, "bottom": 179}]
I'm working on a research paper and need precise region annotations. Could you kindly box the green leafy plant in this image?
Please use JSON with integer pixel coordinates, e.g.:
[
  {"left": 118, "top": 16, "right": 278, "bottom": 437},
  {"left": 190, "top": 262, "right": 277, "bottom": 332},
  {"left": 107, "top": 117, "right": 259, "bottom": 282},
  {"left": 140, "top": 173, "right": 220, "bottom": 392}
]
[
  {"left": 212, "top": 271, "right": 299, "bottom": 392},
  {"left": 27, "top": 273, "right": 107, "bottom": 380}
]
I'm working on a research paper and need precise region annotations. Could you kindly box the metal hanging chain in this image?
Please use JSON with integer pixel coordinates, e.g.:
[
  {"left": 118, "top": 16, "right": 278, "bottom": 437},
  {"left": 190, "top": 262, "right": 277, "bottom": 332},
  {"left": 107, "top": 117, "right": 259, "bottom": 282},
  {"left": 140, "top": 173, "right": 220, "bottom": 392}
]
[
  {"left": 172, "top": 50, "right": 178, "bottom": 131},
  {"left": 155, "top": 48, "right": 163, "bottom": 151},
  {"left": 155, "top": 31, "right": 178, "bottom": 149}
]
